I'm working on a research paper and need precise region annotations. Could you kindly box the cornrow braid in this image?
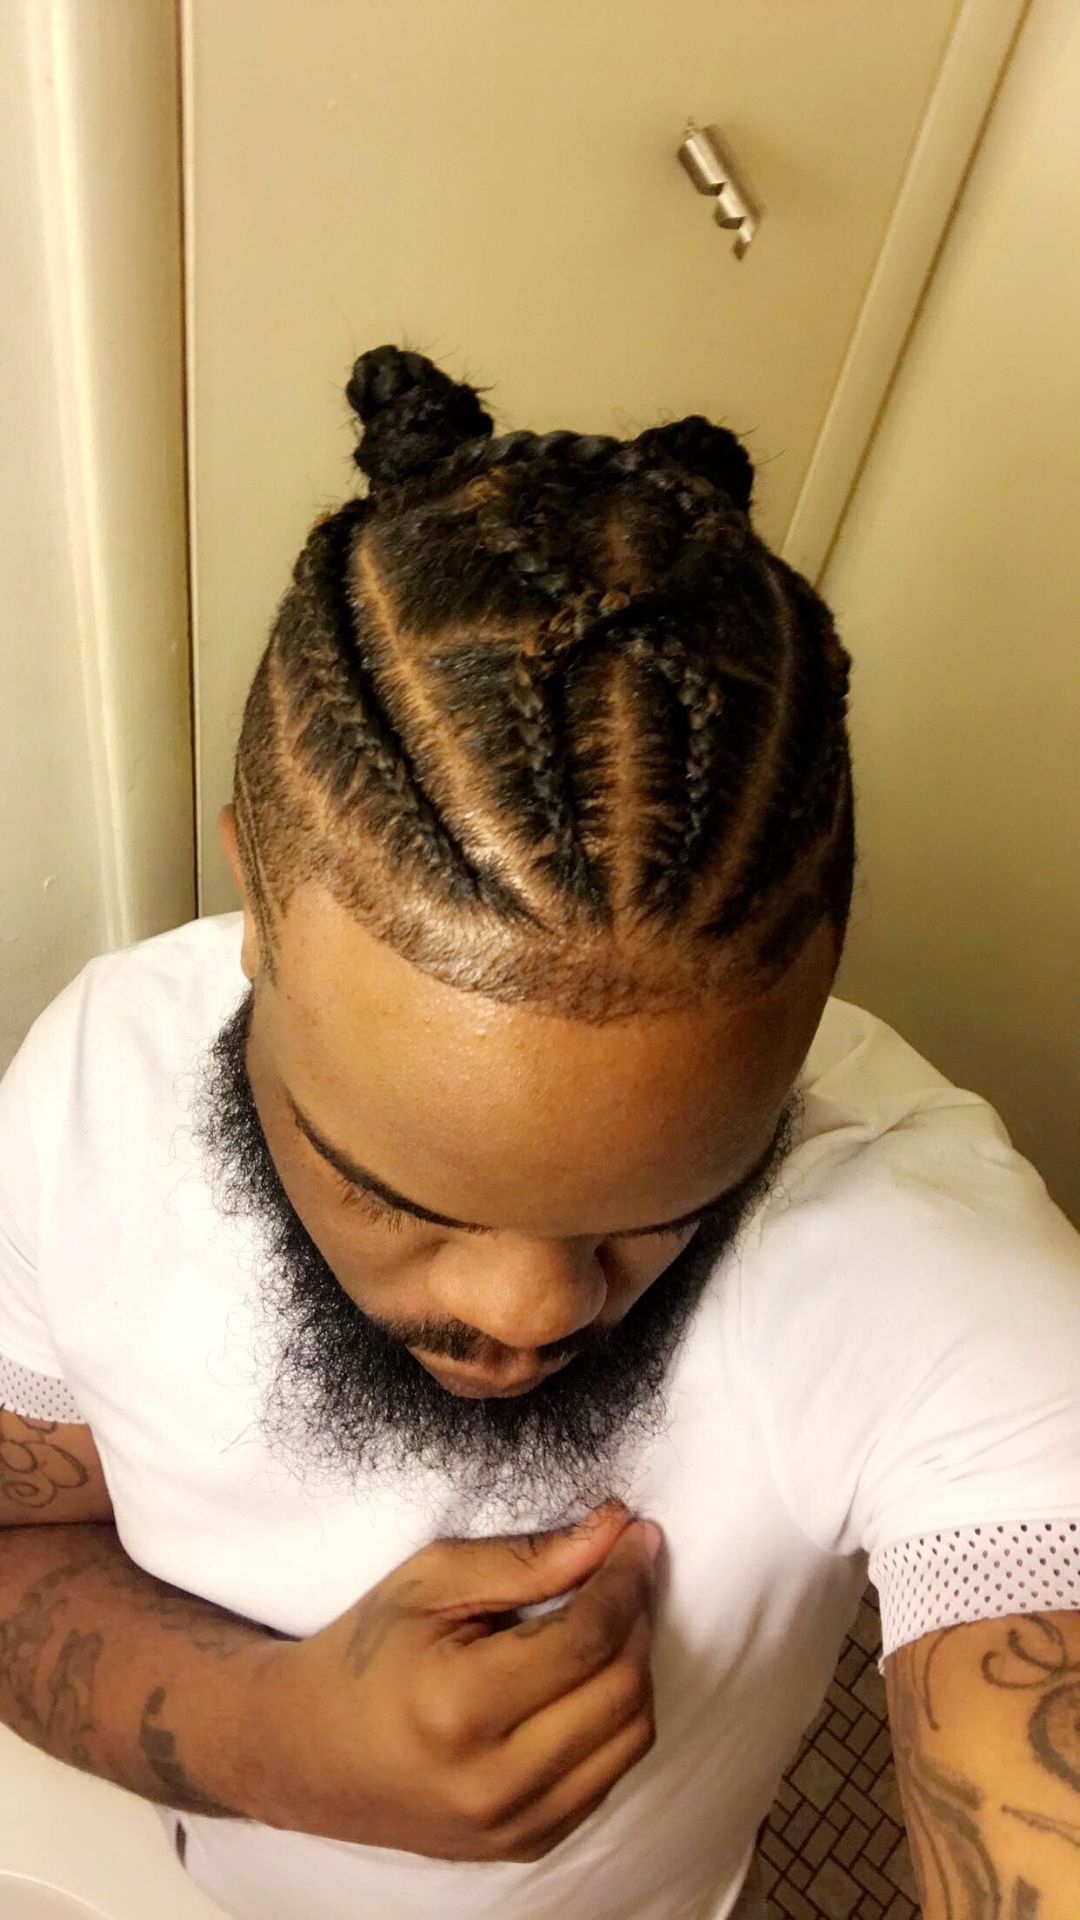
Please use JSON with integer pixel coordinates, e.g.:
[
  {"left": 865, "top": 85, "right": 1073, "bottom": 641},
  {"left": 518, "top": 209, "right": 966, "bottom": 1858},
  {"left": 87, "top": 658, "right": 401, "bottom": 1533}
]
[
  {"left": 267, "top": 500, "right": 536, "bottom": 942},
  {"left": 697, "top": 561, "right": 853, "bottom": 944},
  {"left": 233, "top": 344, "right": 855, "bottom": 1018},
  {"left": 463, "top": 449, "right": 754, "bottom": 921},
  {"left": 621, "top": 619, "right": 730, "bottom": 917}
]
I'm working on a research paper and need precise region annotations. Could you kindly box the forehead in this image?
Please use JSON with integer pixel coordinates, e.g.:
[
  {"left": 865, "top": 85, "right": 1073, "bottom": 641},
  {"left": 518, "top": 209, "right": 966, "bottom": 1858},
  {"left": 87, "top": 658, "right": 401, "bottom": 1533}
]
[{"left": 254, "top": 889, "right": 835, "bottom": 1236}]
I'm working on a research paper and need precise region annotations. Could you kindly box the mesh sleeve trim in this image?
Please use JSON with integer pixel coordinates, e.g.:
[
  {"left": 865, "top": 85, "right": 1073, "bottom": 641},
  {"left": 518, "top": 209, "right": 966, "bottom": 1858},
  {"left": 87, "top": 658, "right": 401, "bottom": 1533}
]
[
  {"left": 0, "top": 1352, "right": 84, "bottom": 1423},
  {"left": 870, "top": 1520, "right": 1080, "bottom": 1672}
]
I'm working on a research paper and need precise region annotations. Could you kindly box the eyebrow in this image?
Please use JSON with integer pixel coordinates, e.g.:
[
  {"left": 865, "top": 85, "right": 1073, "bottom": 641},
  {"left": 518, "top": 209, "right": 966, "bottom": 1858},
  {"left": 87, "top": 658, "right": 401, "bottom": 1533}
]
[{"left": 286, "top": 1091, "right": 745, "bottom": 1239}]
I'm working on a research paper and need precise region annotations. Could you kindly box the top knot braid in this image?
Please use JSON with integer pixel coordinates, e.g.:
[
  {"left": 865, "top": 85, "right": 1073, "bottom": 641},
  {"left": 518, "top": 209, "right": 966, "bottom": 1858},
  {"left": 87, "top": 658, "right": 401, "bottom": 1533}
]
[
  {"left": 233, "top": 345, "right": 854, "bottom": 1017},
  {"left": 346, "top": 344, "right": 495, "bottom": 492},
  {"left": 609, "top": 417, "right": 755, "bottom": 517}
]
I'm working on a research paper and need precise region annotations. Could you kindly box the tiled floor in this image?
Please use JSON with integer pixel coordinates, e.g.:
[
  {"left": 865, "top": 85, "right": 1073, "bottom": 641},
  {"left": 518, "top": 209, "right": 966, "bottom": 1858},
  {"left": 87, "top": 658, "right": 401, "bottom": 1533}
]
[{"left": 760, "top": 1587, "right": 919, "bottom": 1920}]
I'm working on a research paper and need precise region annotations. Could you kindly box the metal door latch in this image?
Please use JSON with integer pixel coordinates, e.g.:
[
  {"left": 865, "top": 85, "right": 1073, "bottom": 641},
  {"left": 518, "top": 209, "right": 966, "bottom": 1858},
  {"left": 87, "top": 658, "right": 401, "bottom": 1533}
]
[{"left": 677, "top": 119, "right": 763, "bottom": 259}]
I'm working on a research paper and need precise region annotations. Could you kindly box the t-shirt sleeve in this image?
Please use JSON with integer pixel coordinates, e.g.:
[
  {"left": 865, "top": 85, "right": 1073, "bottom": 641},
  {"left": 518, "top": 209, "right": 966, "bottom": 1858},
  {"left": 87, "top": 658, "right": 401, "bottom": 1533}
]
[
  {"left": 0, "top": 979, "right": 86, "bottom": 1382},
  {"left": 741, "top": 1065, "right": 1080, "bottom": 1565}
]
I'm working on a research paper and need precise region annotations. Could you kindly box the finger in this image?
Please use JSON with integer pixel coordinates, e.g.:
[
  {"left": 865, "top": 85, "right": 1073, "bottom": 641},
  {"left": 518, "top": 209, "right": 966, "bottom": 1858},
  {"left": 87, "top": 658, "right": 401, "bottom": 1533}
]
[
  {"left": 496, "top": 1610, "right": 652, "bottom": 1814},
  {"left": 404, "top": 1501, "right": 633, "bottom": 1623},
  {"left": 497, "top": 1702, "right": 656, "bottom": 1861},
  {"left": 452, "top": 1522, "right": 658, "bottom": 1735},
  {"left": 504, "top": 1784, "right": 620, "bottom": 1863}
]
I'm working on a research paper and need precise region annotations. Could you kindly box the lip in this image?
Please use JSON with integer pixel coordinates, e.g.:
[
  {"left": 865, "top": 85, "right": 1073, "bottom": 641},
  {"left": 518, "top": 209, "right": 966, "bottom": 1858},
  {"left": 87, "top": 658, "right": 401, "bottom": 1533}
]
[{"left": 414, "top": 1355, "right": 569, "bottom": 1399}]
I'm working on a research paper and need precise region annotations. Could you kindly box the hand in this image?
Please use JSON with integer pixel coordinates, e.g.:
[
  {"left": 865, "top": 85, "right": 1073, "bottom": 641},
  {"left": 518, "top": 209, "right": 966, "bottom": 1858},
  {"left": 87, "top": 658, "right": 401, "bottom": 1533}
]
[{"left": 237, "top": 1502, "right": 662, "bottom": 1860}]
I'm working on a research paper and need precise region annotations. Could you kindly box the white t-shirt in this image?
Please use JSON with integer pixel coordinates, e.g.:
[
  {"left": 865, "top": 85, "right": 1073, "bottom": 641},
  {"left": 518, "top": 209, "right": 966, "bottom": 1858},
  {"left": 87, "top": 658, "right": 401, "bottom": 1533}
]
[{"left": 1, "top": 912, "right": 1078, "bottom": 1920}]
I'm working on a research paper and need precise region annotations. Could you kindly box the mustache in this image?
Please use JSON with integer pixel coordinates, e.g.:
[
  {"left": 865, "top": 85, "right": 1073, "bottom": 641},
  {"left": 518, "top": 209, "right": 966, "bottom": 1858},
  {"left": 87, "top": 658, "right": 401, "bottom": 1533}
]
[{"left": 371, "top": 1313, "right": 603, "bottom": 1368}]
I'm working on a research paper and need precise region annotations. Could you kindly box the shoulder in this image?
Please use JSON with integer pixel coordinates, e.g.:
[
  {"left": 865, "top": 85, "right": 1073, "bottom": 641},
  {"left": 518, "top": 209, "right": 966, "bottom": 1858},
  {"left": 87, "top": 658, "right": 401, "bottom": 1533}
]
[
  {"left": 773, "top": 994, "right": 1070, "bottom": 1252},
  {"left": 74, "top": 910, "right": 245, "bottom": 1024},
  {"left": 737, "top": 990, "right": 1076, "bottom": 1466},
  {"left": 3, "top": 913, "right": 247, "bottom": 1144},
  {"left": 19, "top": 912, "right": 244, "bottom": 1053},
  {"left": 738, "top": 999, "right": 1080, "bottom": 1553}
]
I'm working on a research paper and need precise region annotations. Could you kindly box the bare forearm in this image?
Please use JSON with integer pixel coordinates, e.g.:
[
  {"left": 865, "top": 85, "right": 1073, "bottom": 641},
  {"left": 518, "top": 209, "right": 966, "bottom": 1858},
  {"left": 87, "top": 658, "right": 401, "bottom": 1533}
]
[{"left": 0, "top": 1522, "right": 283, "bottom": 1818}]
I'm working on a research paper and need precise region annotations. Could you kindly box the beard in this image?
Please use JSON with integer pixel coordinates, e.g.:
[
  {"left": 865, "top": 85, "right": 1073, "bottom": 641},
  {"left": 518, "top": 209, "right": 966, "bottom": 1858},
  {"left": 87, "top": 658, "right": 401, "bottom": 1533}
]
[{"left": 191, "top": 988, "right": 797, "bottom": 1534}]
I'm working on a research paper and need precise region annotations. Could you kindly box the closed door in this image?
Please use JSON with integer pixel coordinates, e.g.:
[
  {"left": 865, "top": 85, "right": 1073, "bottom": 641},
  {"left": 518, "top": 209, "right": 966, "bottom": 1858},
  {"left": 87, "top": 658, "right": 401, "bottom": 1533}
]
[{"left": 181, "top": 0, "right": 995, "bottom": 910}]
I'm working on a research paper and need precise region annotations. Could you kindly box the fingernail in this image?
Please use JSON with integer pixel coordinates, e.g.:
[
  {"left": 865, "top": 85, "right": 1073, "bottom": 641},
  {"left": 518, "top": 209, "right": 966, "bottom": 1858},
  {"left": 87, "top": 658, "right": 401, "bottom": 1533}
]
[{"left": 639, "top": 1521, "right": 663, "bottom": 1561}]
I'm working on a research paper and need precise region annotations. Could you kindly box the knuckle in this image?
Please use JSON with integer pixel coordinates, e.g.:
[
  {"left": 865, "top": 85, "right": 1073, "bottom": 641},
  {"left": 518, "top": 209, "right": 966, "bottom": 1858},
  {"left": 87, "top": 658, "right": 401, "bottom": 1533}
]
[
  {"left": 501, "top": 1826, "right": 563, "bottom": 1863},
  {"left": 451, "top": 1772, "right": 510, "bottom": 1835},
  {"left": 415, "top": 1681, "right": 475, "bottom": 1756},
  {"left": 500, "top": 1779, "right": 625, "bottom": 1864},
  {"left": 571, "top": 1593, "right": 625, "bottom": 1667},
  {"left": 607, "top": 1653, "right": 648, "bottom": 1717},
  {"left": 630, "top": 1708, "right": 657, "bottom": 1761},
  {"left": 503, "top": 1838, "right": 551, "bottom": 1863}
]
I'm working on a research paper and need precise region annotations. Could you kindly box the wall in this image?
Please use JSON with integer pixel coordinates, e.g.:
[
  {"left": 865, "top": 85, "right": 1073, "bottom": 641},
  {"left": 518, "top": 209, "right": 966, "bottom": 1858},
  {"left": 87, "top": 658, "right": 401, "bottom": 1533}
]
[
  {"left": 827, "top": 0, "right": 1079, "bottom": 1220},
  {"left": 0, "top": 0, "right": 194, "bottom": 1069},
  {"left": 183, "top": 0, "right": 1006, "bottom": 915}
]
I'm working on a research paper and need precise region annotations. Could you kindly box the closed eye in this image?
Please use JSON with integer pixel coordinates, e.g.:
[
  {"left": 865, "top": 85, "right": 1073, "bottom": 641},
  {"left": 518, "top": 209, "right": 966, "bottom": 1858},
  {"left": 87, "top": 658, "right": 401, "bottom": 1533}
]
[
  {"left": 288, "top": 1085, "right": 770, "bottom": 1241},
  {"left": 618, "top": 1215, "right": 703, "bottom": 1241},
  {"left": 334, "top": 1172, "right": 487, "bottom": 1235},
  {"left": 334, "top": 1170, "right": 706, "bottom": 1242}
]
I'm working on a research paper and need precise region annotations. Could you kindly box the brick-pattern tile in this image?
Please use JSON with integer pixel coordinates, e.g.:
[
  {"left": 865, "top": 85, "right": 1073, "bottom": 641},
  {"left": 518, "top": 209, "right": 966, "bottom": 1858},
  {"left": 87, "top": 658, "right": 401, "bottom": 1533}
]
[{"left": 760, "top": 1588, "right": 916, "bottom": 1920}]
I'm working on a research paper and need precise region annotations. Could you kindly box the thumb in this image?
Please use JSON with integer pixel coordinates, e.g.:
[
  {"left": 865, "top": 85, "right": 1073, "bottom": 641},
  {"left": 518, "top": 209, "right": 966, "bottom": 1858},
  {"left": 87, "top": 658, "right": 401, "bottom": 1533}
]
[{"left": 406, "top": 1501, "right": 634, "bottom": 1622}]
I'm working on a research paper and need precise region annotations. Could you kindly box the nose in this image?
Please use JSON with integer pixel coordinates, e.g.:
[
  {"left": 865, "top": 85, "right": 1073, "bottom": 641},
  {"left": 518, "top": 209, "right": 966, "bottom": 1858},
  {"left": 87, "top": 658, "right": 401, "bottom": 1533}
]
[{"left": 428, "top": 1235, "right": 609, "bottom": 1356}]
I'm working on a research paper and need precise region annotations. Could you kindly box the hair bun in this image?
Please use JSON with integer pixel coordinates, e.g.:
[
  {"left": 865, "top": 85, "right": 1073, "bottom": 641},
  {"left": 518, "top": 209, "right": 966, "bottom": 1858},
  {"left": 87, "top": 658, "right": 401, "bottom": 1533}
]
[
  {"left": 633, "top": 416, "right": 754, "bottom": 515},
  {"left": 345, "top": 345, "right": 494, "bottom": 489}
]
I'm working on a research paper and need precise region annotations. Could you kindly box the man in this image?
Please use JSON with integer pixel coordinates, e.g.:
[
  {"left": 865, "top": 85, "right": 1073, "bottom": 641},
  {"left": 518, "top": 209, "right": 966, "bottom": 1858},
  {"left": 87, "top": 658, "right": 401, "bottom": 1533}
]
[{"left": 0, "top": 346, "right": 1077, "bottom": 1919}]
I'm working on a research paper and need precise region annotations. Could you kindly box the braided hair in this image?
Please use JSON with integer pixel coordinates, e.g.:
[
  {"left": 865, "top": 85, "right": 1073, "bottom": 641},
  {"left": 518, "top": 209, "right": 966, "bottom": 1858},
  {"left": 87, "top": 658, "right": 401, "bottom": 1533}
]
[{"left": 234, "top": 345, "right": 854, "bottom": 1021}]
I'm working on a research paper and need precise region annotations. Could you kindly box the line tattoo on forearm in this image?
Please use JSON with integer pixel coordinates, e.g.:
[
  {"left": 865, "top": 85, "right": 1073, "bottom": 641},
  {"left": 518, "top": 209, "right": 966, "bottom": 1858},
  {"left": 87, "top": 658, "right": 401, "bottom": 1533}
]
[
  {"left": 139, "top": 1687, "right": 242, "bottom": 1818},
  {"left": 88, "top": 1531, "right": 279, "bottom": 1661},
  {"left": 0, "top": 1529, "right": 281, "bottom": 1810},
  {"left": 0, "top": 1554, "right": 100, "bottom": 1731},
  {"left": 343, "top": 1581, "right": 421, "bottom": 1678},
  {"left": 1001, "top": 1804, "right": 1080, "bottom": 1850},
  {"left": 45, "top": 1628, "right": 103, "bottom": 1769}
]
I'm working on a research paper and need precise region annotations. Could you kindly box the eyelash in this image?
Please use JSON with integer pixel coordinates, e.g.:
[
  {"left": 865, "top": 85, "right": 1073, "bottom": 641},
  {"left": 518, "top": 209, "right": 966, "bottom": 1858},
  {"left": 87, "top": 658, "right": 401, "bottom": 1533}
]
[
  {"left": 333, "top": 1171, "right": 705, "bottom": 1242},
  {"left": 334, "top": 1176, "right": 420, "bottom": 1234}
]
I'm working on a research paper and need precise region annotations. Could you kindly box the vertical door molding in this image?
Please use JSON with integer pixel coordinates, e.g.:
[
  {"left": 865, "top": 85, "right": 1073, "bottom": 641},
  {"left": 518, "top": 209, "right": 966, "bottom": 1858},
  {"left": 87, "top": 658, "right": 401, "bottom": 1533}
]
[
  {"left": 21, "top": 0, "right": 194, "bottom": 948},
  {"left": 784, "top": 0, "right": 1030, "bottom": 584}
]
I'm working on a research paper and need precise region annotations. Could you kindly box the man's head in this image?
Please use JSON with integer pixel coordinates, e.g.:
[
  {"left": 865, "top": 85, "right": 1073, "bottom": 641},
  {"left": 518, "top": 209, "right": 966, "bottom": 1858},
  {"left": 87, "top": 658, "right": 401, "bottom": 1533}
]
[{"left": 203, "top": 345, "right": 853, "bottom": 1526}]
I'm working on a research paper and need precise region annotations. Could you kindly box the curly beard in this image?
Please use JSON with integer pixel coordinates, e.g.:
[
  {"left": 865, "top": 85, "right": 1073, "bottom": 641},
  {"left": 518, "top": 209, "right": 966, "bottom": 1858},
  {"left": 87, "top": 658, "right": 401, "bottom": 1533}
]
[{"left": 190, "top": 988, "right": 796, "bottom": 1535}]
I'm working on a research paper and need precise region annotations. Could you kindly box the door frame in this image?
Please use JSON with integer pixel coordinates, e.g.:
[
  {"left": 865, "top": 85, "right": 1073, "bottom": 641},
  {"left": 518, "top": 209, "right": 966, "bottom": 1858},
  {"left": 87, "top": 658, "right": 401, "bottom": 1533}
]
[{"left": 784, "top": 0, "right": 1030, "bottom": 582}]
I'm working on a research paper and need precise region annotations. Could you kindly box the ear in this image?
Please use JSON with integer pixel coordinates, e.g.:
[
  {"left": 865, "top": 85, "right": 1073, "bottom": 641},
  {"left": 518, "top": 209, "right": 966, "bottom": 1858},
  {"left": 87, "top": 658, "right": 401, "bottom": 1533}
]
[{"left": 217, "top": 804, "right": 260, "bottom": 983}]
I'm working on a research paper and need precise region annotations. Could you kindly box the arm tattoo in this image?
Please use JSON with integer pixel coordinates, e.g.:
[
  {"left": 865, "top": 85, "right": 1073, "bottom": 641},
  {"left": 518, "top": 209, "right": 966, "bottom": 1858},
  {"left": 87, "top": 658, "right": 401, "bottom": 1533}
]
[
  {"left": 0, "top": 1415, "right": 89, "bottom": 1511},
  {"left": 922, "top": 1622, "right": 967, "bottom": 1730},
  {"left": 0, "top": 1554, "right": 100, "bottom": 1730},
  {"left": 45, "top": 1628, "right": 103, "bottom": 1769},
  {"left": 0, "top": 1529, "right": 276, "bottom": 1811},
  {"left": 979, "top": 1615, "right": 1080, "bottom": 1794},
  {"left": 0, "top": 1555, "right": 103, "bottom": 1769},
  {"left": 890, "top": 1650, "right": 1003, "bottom": 1917},
  {"left": 343, "top": 1581, "right": 420, "bottom": 1678},
  {"left": 96, "top": 1560, "right": 265, "bottom": 1660},
  {"left": 70, "top": 1527, "right": 278, "bottom": 1661},
  {"left": 889, "top": 1634, "right": 1014, "bottom": 1917},
  {"left": 1002, "top": 1805, "right": 1080, "bottom": 1849},
  {"left": 139, "top": 1686, "right": 242, "bottom": 1817},
  {"left": 890, "top": 1615, "right": 1080, "bottom": 1917}
]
